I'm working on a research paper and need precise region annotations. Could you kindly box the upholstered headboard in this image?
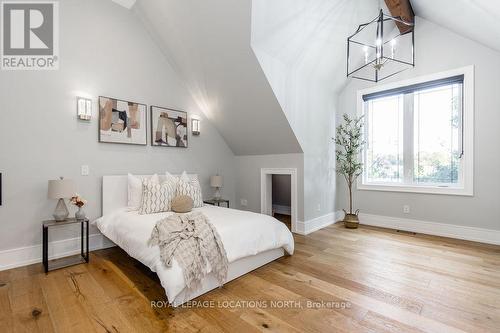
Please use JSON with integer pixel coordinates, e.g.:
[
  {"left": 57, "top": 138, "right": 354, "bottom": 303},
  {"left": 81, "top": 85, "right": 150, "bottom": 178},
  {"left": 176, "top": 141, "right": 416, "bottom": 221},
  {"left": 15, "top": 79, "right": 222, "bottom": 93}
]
[{"left": 102, "top": 174, "right": 198, "bottom": 216}]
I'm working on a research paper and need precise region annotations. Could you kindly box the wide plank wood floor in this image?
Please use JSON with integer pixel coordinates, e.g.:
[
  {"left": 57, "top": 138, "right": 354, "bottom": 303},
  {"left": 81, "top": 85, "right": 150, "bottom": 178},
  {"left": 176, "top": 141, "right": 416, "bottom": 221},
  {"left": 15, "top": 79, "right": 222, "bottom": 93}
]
[{"left": 1, "top": 222, "right": 500, "bottom": 332}]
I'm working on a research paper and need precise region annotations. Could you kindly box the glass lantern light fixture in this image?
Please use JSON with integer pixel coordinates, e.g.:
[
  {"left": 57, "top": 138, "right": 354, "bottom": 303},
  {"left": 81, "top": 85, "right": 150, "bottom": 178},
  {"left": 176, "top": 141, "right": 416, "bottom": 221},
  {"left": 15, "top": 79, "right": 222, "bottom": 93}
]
[{"left": 347, "top": 9, "right": 414, "bottom": 83}]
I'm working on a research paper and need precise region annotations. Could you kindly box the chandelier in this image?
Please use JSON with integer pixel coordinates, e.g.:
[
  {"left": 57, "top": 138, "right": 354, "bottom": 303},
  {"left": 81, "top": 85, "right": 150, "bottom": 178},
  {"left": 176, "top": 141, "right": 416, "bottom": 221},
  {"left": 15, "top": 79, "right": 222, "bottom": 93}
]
[{"left": 347, "top": 9, "right": 414, "bottom": 82}]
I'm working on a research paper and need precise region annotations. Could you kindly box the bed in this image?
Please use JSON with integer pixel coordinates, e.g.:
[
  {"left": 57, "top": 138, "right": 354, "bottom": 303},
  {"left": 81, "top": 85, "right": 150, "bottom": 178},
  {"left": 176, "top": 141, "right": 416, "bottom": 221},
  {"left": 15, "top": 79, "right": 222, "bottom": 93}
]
[{"left": 94, "top": 175, "right": 294, "bottom": 306}]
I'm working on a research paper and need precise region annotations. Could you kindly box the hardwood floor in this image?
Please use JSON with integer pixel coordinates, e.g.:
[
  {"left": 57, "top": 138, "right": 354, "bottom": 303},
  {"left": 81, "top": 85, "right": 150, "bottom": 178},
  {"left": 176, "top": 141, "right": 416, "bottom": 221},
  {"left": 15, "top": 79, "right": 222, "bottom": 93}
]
[{"left": 1, "top": 223, "right": 500, "bottom": 332}]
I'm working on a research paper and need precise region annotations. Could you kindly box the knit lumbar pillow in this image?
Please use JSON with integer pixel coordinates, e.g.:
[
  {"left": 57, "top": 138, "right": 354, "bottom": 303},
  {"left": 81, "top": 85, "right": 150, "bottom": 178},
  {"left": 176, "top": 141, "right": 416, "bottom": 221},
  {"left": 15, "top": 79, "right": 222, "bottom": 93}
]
[
  {"left": 139, "top": 177, "right": 176, "bottom": 215},
  {"left": 176, "top": 171, "right": 203, "bottom": 208},
  {"left": 171, "top": 195, "right": 193, "bottom": 213}
]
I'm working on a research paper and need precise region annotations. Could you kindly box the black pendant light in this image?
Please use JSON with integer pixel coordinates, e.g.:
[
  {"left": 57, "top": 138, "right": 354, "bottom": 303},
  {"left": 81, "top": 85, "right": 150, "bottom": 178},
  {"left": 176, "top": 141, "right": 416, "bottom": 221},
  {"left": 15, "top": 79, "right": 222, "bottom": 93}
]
[{"left": 347, "top": 9, "right": 414, "bottom": 82}]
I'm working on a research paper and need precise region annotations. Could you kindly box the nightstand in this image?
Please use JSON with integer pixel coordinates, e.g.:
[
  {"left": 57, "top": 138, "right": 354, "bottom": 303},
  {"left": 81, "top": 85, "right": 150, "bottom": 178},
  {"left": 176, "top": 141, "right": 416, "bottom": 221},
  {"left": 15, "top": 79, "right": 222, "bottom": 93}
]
[
  {"left": 203, "top": 198, "right": 230, "bottom": 208},
  {"left": 42, "top": 218, "right": 89, "bottom": 273}
]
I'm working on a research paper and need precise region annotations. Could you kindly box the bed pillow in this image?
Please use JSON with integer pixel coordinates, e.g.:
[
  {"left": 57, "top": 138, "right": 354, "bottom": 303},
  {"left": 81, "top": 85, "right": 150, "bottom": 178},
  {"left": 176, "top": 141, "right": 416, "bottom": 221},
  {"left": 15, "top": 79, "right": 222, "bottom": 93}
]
[
  {"left": 138, "top": 177, "right": 176, "bottom": 215},
  {"left": 176, "top": 171, "right": 203, "bottom": 208},
  {"left": 128, "top": 173, "right": 159, "bottom": 210},
  {"left": 171, "top": 195, "right": 193, "bottom": 213},
  {"left": 165, "top": 171, "right": 198, "bottom": 182},
  {"left": 165, "top": 171, "right": 179, "bottom": 186}
]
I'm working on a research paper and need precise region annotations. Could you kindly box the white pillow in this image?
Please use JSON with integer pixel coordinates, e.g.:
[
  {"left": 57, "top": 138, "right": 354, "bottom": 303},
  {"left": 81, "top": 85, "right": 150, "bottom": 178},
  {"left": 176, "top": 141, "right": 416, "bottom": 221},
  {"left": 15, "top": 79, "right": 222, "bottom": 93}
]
[
  {"left": 127, "top": 173, "right": 159, "bottom": 210},
  {"left": 138, "top": 177, "right": 176, "bottom": 215},
  {"left": 165, "top": 171, "right": 179, "bottom": 185},
  {"left": 165, "top": 171, "right": 198, "bottom": 181},
  {"left": 176, "top": 171, "right": 203, "bottom": 208}
]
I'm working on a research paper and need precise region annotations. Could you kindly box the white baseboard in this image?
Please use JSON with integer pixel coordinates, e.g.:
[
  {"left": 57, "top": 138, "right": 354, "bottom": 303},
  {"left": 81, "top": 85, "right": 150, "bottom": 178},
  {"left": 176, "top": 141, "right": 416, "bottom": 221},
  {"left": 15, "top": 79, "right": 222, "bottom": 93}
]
[
  {"left": 5, "top": 212, "right": 496, "bottom": 271},
  {"left": 296, "top": 212, "right": 337, "bottom": 235},
  {"left": 0, "top": 233, "right": 116, "bottom": 271},
  {"left": 335, "top": 210, "right": 500, "bottom": 245},
  {"left": 334, "top": 210, "right": 345, "bottom": 223},
  {"left": 272, "top": 204, "right": 291, "bottom": 216}
]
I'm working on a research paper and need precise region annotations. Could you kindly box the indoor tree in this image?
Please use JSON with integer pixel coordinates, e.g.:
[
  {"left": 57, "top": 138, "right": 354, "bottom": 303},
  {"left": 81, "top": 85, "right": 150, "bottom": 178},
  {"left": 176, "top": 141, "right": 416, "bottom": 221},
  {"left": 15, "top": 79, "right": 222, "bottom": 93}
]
[{"left": 335, "top": 114, "right": 364, "bottom": 229}]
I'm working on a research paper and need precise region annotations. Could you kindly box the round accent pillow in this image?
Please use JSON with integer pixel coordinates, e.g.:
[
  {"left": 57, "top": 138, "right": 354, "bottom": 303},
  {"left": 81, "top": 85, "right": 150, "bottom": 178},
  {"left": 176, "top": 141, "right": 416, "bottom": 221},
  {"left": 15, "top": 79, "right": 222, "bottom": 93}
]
[{"left": 171, "top": 195, "right": 193, "bottom": 213}]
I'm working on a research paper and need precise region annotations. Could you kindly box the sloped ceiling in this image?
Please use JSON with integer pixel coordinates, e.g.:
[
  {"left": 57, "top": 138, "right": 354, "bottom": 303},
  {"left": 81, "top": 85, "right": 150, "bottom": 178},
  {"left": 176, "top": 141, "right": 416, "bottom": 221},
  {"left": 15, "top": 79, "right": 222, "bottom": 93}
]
[
  {"left": 133, "top": 0, "right": 302, "bottom": 155},
  {"left": 251, "top": 0, "right": 500, "bottom": 106},
  {"left": 110, "top": 0, "right": 136, "bottom": 9},
  {"left": 117, "top": 0, "right": 500, "bottom": 156},
  {"left": 412, "top": 0, "right": 500, "bottom": 52},
  {"left": 252, "top": 0, "right": 378, "bottom": 97}
]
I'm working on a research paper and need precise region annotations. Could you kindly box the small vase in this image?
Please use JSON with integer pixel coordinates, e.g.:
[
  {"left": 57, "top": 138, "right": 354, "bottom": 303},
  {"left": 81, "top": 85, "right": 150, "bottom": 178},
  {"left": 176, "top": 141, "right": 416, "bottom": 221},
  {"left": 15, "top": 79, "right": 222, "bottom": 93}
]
[{"left": 75, "top": 207, "right": 86, "bottom": 220}]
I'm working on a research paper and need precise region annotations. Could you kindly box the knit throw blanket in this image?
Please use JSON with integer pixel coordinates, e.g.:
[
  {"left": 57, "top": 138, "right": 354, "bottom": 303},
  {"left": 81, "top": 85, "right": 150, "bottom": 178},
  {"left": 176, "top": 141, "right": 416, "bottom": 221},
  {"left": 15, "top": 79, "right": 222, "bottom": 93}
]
[{"left": 148, "top": 212, "right": 228, "bottom": 290}]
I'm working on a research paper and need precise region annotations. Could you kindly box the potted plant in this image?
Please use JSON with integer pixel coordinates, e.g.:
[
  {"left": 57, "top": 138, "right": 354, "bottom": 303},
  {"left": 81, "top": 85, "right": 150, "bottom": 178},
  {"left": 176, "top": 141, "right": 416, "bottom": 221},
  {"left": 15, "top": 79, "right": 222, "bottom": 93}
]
[{"left": 334, "top": 114, "right": 364, "bottom": 229}]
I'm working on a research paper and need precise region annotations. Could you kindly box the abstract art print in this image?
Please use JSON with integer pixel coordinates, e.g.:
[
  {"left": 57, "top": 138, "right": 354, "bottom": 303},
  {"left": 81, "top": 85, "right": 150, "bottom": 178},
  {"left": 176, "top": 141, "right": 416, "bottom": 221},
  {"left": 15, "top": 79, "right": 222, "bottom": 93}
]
[
  {"left": 99, "top": 96, "right": 147, "bottom": 145},
  {"left": 151, "top": 106, "right": 188, "bottom": 148}
]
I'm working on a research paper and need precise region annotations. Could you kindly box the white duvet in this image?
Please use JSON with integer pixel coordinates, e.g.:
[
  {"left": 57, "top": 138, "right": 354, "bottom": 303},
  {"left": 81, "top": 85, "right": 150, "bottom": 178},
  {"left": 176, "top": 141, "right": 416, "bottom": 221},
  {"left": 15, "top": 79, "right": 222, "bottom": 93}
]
[{"left": 94, "top": 205, "right": 294, "bottom": 303}]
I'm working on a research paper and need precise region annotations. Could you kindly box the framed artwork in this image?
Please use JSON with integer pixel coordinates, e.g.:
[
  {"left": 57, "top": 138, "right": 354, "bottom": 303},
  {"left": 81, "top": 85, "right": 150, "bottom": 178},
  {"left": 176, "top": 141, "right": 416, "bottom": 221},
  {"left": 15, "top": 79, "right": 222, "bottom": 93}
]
[
  {"left": 150, "top": 106, "right": 188, "bottom": 148},
  {"left": 98, "top": 96, "right": 147, "bottom": 145}
]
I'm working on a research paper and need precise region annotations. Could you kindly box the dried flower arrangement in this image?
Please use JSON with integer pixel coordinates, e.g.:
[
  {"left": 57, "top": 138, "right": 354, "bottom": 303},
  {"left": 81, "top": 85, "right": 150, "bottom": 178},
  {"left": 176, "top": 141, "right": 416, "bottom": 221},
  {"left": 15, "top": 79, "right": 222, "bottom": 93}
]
[{"left": 69, "top": 195, "right": 87, "bottom": 208}]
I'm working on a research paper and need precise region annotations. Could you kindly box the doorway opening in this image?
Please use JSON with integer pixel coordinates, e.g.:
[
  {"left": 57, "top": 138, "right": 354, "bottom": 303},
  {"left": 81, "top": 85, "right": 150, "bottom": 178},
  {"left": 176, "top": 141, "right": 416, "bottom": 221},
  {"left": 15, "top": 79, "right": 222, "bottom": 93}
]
[
  {"left": 272, "top": 174, "right": 292, "bottom": 230},
  {"left": 260, "top": 168, "right": 298, "bottom": 233}
]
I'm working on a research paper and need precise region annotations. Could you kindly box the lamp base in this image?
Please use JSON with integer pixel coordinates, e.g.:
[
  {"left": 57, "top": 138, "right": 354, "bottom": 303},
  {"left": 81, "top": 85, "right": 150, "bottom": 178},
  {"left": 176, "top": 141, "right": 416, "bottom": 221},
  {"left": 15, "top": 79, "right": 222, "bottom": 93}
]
[
  {"left": 214, "top": 187, "right": 221, "bottom": 200},
  {"left": 53, "top": 198, "right": 69, "bottom": 221}
]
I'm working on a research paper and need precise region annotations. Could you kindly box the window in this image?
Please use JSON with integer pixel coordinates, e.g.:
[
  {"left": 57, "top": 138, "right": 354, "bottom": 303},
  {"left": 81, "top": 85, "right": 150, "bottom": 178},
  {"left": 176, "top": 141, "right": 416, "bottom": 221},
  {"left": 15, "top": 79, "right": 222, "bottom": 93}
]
[{"left": 358, "top": 67, "right": 474, "bottom": 195}]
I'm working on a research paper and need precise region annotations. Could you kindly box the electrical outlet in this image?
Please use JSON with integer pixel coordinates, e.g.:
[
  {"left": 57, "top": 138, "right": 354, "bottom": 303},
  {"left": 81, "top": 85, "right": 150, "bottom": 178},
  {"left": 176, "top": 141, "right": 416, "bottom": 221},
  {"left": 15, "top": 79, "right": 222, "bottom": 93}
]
[
  {"left": 403, "top": 205, "right": 410, "bottom": 214},
  {"left": 316, "top": 203, "right": 321, "bottom": 212},
  {"left": 240, "top": 199, "right": 248, "bottom": 207},
  {"left": 81, "top": 165, "right": 90, "bottom": 176}
]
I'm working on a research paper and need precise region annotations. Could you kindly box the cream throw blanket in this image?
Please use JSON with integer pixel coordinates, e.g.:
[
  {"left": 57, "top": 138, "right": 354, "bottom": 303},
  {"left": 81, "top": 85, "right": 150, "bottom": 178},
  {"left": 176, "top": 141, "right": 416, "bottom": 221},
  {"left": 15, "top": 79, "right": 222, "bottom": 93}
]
[{"left": 148, "top": 212, "right": 228, "bottom": 290}]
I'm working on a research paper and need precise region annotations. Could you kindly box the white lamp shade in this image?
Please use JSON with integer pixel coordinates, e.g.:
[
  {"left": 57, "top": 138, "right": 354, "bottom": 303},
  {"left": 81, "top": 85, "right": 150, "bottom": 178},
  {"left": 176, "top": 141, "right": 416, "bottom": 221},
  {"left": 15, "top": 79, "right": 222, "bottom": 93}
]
[
  {"left": 48, "top": 179, "right": 76, "bottom": 199},
  {"left": 210, "top": 175, "right": 223, "bottom": 188}
]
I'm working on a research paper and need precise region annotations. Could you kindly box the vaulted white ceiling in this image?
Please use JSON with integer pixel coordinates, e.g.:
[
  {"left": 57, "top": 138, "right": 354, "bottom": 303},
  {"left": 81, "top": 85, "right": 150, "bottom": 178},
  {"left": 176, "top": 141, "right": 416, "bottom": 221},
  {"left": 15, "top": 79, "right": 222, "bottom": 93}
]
[
  {"left": 133, "top": 0, "right": 302, "bottom": 155},
  {"left": 113, "top": 0, "right": 500, "bottom": 156},
  {"left": 412, "top": 0, "right": 500, "bottom": 52},
  {"left": 110, "top": 0, "right": 136, "bottom": 9},
  {"left": 252, "top": 0, "right": 378, "bottom": 96}
]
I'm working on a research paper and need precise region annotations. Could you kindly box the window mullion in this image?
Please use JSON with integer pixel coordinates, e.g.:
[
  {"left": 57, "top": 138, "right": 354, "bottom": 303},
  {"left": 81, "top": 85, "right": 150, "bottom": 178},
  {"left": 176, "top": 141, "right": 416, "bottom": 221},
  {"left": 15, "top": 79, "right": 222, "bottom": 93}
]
[
  {"left": 457, "top": 83, "right": 465, "bottom": 184},
  {"left": 403, "top": 93, "right": 414, "bottom": 185}
]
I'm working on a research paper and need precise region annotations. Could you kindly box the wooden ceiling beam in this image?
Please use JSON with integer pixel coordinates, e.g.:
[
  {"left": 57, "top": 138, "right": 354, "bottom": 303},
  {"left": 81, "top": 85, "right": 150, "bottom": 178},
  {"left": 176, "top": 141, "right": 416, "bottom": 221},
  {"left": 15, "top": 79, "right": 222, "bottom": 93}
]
[{"left": 384, "top": 0, "right": 415, "bottom": 34}]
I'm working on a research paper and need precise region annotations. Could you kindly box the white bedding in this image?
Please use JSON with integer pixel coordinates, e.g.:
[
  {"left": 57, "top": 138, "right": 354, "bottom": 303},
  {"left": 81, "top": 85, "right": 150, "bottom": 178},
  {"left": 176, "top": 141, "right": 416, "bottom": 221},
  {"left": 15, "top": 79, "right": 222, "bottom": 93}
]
[{"left": 94, "top": 205, "right": 294, "bottom": 303}]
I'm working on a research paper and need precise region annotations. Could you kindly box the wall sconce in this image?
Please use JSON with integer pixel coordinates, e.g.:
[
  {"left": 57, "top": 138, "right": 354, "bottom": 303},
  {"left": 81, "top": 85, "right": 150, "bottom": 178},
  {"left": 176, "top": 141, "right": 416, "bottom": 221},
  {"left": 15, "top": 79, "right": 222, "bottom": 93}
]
[
  {"left": 191, "top": 118, "right": 200, "bottom": 136},
  {"left": 77, "top": 97, "right": 92, "bottom": 121}
]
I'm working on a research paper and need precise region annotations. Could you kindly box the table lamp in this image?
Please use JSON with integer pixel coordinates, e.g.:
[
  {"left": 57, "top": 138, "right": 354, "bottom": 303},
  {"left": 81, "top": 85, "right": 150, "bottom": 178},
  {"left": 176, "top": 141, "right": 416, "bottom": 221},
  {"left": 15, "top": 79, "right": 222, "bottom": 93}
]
[
  {"left": 210, "top": 175, "right": 223, "bottom": 200},
  {"left": 48, "top": 177, "right": 76, "bottom": 221}
]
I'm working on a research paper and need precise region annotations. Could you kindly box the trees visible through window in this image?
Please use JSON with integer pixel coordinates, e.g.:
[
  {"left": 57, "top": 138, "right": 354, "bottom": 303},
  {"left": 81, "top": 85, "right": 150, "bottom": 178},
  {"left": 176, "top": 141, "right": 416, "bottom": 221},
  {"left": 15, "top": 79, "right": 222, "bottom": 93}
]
[{"left": 363, "top": 76, "right": 465, "bottom": 189}]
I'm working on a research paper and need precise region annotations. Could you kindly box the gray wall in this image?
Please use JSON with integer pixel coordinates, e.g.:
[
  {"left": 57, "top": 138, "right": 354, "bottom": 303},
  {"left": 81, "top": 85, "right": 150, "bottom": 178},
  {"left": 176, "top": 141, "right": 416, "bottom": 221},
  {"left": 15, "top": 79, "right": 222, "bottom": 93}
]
[
  {"left": 336, "top": 17, "right": 500, "bottom": 231},
  {"left": 251, "top": 0, "right": 340, "bottom": 222},
  {"left": 0, "top": 0, "right": 236, "bottom": 251},
  {"left": 235, "top": 154, "right": 304, "bottom": 221},
  {"left": 272, "top": 175, "right": 291, "bottom": 207}
]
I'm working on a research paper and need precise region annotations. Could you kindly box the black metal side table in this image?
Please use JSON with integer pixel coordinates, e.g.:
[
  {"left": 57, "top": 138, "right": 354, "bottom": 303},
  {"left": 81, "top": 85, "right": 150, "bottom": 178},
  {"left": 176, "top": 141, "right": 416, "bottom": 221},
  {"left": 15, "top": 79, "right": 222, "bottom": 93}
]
[
  {"left": 203, "top": 199, "right": 230, "bottom": 208},
  {"left": 42, "top": 218, "right": 89, "bottom": 273}
]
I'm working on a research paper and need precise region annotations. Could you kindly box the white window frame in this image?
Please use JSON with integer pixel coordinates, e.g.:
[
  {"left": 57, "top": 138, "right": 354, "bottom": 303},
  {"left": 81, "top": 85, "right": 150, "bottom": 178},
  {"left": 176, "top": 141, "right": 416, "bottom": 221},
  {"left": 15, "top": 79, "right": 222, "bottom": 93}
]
[{"left": 357, "top": 66, "right": 474, "bottom": 196}]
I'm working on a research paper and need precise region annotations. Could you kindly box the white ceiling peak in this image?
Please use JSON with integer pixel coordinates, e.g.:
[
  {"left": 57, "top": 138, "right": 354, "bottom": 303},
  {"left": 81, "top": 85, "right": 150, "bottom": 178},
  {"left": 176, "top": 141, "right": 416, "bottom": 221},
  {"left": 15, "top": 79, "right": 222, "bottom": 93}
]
[
  {"left": 412, "top": 0, "right": 500, "bottom": 52},
  {"left": 111, "top": 0, "right": 136, "bottom": 10}
]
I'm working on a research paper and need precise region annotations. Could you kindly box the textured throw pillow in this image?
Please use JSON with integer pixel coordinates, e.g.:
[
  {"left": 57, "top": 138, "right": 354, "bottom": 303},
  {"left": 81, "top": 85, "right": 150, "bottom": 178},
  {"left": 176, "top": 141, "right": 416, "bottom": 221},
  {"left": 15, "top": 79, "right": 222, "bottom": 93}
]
[
  {"left": 176, "top": 171, "right": 203, "bottom": 208},
  {"left": 165, "top": 171, "right": 179, "bottom": 187},
  {"left": 128, "top": 173, "right": 159, "bottom": 210},
  {"left": 171, "top": 195, "right": 193, "bottom": 213},
  {"left": 138, "top": 177, "right": 176, "bottom": 215}
]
